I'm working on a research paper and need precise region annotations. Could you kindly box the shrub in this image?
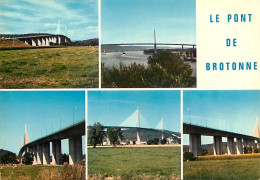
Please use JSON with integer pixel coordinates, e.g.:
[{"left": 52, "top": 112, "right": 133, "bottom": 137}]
[
  {"left": 254, "top": 148, "right": 260, "bottom": 153},
  {"left": 244, "top": 147, "right": 253, "bottom": 154},
  {"left": 102, "top": 50, "right": 196, "bottom": 88},
  {"left": 201, "top": 148, "right": 208, "bottom": 156},
  {"left": 183, "top": 152, "right": 195, "bottom": 161}
]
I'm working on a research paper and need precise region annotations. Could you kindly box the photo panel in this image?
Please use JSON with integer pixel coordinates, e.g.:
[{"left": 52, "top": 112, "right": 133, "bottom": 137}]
[{"left": 87, "top": 90, "right": 181, "bottom": 179}]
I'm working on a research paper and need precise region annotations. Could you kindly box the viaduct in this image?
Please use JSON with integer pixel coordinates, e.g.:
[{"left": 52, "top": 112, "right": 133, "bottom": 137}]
[
  {"left": 18, "top": 119, "right": 85, "bottom": 165},
  {"left": 0, "top": 33, "right": 71, "bottom": 46},
  {"left": 184, "top": 123, "right": 260, "bottom": 156}
]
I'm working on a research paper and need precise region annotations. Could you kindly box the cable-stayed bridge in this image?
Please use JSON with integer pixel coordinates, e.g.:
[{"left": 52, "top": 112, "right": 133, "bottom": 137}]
[{"left": 89, "top": 107, "right": 180, "bottom": 145}]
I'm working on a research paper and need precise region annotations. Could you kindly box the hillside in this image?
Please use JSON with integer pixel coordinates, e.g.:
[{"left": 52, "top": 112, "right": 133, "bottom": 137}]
[{"left": 0, "top": 39, "right": 30, "bottom": 48}]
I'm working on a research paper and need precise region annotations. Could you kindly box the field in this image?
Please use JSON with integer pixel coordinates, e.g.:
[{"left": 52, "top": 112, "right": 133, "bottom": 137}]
[
  {"left": 184, "top": 158, "right": 260, "bottom": 179},
  {"left": 0, "top": 46, "right": 98, "bottom": 88},
  {"left": 0, "top": 164, "right": 85, "bottom": 180},
  {"left": 88, "top": 146, "right": 181, "bottom": 180}
]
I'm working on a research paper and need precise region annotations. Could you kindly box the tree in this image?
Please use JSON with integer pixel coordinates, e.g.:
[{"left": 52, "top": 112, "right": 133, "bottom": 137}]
[
  {"left": 107, "top": 127, "right": 123, "bottom": 146},
  {"left": 0, "top": 152, "right": 18, "bottom": 164},
  {"left": 88, "top": 122, "right": 105, "bottom": 148},
  {"left": 160, "top": 138, "right": 167, "bottom": 145},
  {"left": 153, "top": 138, "right": 159, "bottom": 145},
  {"left": 22, "top": 152, "right": 33, "bottom": 165},
  {"left": 62, "top": 153, "right": 69, "bottom": 164}
]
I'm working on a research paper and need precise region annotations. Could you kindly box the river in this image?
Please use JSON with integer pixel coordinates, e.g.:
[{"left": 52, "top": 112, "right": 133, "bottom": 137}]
[{"left": 102, "top": 51, "right": 197, "bottom": 77}]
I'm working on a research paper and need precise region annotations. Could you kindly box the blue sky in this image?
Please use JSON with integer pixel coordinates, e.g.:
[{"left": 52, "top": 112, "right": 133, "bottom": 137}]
[
  {"left": 0, "top": 91, "right": 85, "bottom": 155},
  {"left": 101, "top": 0, "right": 195, "bottom": 44},
  {"left": 0, "top": 0, "right": 98, "bottom": 40},
  {"left": 88, "top": 90, "right": 181, "bottom": 132},
  {"left": 183, "top": 90, "right": 260, "bottom": 145}
]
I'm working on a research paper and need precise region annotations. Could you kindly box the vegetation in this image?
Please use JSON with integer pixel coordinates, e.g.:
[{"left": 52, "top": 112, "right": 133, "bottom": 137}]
[
  {"left": 102, "top": 50, "right": 196, "bottom": 88},
  {"left": 183, "top": 152, "right": 195, "bottom": 162},
  {"left": 0, "top": 46, "right": 98, "bottom": 88},
  {"left": 146, "top": 138, "right": 160, "bottom": 145},
  {"left": 0, "top": 151, "right": 18, "bottom": 164},
  {"left": 184, "top": 158, "right": 260, "bottom": 179},
  {"left": 88, "top": 123, "right": 105, "bottom": 148},
  {"left": 107, "top": 127, "right": 123, "bottom": 146},
  {"left": 196, "top": 153, "right": 260, "bottom": 161},
  {"left": 22, "top": 152, "right": 33, "bottom": 165},
  {"left": 61, "top": 153, "right": 69, "bottom": 164},
  {"left": 0, "top": 164, "right": 85, "bottom": 180},
  {"left": 88, "top": 147, "right": 181, "bottom": 180}
]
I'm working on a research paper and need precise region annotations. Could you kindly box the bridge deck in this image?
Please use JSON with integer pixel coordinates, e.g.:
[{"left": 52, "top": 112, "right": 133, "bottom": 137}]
[{"left": 183, "top": 123, "right": 259, "bottom": 140}]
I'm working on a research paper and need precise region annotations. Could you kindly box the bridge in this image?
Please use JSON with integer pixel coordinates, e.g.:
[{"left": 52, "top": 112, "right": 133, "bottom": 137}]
[
  {"left": 88, "top": 107, "right": 180, "bottom": 145},
  {"left": 102, "top": 43, "right": 196, "bottom": 50},
  {"left": 0, "top": 33, "right": 71, "bottom": 46},
  {"left": 183, "top": 122, "right": 260, "bottom": 156},
  {"left": 18, "top": 119, "right": 85, "bottom": 165}
]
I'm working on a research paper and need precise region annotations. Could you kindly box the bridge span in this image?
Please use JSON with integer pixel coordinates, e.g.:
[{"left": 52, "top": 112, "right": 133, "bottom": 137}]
[
  {"left": 19, "top": 119, "right": 85, "bottom": 165},
  {"left": 1, "top": 33, "right": 71, "bottom": 46},
  {"left": 184, "top": 123, "right": 260, "bottom": 156},
  {"left": 102, "top": 43, "right": 196, "bottom": 50}
]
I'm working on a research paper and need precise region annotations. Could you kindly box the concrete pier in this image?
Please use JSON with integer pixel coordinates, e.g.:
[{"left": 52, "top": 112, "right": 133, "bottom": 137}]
[
  {"left": 213, "top": 136, "right": 222, "bottom": 155},
  {"left": 52, "top": 140, "right": 62, "bottom": 165},
  {"left": 36, "top": 144, "right": 43, "bottom": 164},
  {"left": 189, "top": 134, "right": 201, "bottom": 157},
  {"left": 227, "top": 137, "right": 235, "bottom": 155},
  {"left": 69, "top": 136, "right": 83, "bottom": 165},
  {"left": 43, "top": 142, "right": 50, "bottom": 165},
  {"left": 32, "top": 145, "right": 37, "bottom": 165},
  {"left": 236, "top": 138, "right": 243, "bottom": 155}
]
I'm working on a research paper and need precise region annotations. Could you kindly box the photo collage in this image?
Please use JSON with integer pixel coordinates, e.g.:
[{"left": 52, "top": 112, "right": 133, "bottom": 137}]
[{"left": 0, "top": 0, "right": 259, "bottom": 179}]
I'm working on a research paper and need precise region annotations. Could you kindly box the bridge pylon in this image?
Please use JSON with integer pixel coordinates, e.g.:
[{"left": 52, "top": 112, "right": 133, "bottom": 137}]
[{"left": 136, "top": 107, "right": 141, "bottom": 145}]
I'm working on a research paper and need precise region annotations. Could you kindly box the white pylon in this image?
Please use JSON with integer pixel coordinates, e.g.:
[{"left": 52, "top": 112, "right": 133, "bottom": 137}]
[
  {"left": 253, "top": 117, "right": 260, "bottom": 138},
  {"left": 24, "top": 124, "right": 30, "bottom": 145}
]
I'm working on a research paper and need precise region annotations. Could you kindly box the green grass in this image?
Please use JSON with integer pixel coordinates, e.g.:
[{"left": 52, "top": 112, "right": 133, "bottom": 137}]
[
  {"left": 184, "top": 158, "right": 260, "bottom": 179},
  {"left": 88, "top": 147, "right": 181, "bottom": 179},
  {"left": 0, "top": 46, "right": 98, "bottom": 88}
]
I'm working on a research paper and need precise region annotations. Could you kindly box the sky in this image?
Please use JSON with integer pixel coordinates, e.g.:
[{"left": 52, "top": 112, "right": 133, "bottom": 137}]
[
  {"left": 88, "top": 90, "right": 181, "bottom": 132},
  {"left": 183, "top": 90, "right": 260, "bottom": 145},
  {"left": 101, "top": 0, "right": 196, "bottom": 44},
  {"left": 0, "top": 0, "right": 98, "bottom": 40},
  {"left": 0, "top": 91, "right": 85, "bottom": 155}
]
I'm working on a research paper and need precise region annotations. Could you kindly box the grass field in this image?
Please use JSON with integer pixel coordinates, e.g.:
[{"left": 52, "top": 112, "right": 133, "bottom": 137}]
[
  {"left": 0, "top": 46, "right": 98, "bottom": 88},
  {"left": 184, "top": 158, "right": 260, "bottom": 179},
  {"left": 0, "top": 164, "right": 84, "bottom": 180},
  {"left": 88, "top": 147, "right": 181, "bottom": 180}
]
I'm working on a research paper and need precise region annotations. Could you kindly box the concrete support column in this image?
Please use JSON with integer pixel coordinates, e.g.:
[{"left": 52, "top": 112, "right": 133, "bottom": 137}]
[
  {"left": 236, "top": 138, "right": 243, "bottom": 155},
  {"left": 32, "top": 145, "right": 37, "bottom": 165},
  {"left": 52, "top": 140, "right": 62, "bottom": 165},
  {"left": 257, "top": 140, "right": 260, "bottom": 148},
  {"left": 227, "top": 137, "right": 235, "bottom": 155},
  {"left": 42, "top": 38, "right": 46, "bottom": 46},
  {"left": 136, "top": 129, "right": 141, "bottom": 145},
  {"left": 189, "top": 134, "right": 201, "bottom": 157},
  {"left": 36, "top": 144, "right": 43, "bottom": 165},
  {"left": 46, "top": 37, "right": 49, "bottom": 46},
  {"left": 213, "top": 136, "right": 222, "bottom": 155},
  {"left": 37, "top": 38, "right": 42, "bottom": 46},
  {"left": 43, "top": 142, "right": 50, "bottom": 165},
  {"left": 58, "top": 36, "right": 61, "bottom": 45},
  {"left": 69, "top": 136, "right": 83, "bottom": 165},
  {"left": 32, "top": 39, "right": 36, "bottom": 46}
]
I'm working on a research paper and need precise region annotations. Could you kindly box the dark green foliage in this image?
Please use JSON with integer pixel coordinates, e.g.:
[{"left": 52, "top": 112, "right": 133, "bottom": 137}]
[
  {"left": 102, "top": 50, "right": 196, "bottom": 88},
  {"left": 107, "top": 127, "right": 123, "bottom": 146},
  {"left": 62, "top": 153, "right": 69, "bottom": 164},
  {"left": 244, "top": 147, "right": 253, "bottom": 154},
  {"left": 147, "top": 139, "right": 154, "bottom": 145},
  {"left": 161, "top": 138, "right": 167, "bottom": 144},
  {"left": 200, "top": 148, "right": 208, "bottom": 156},
  {"left": 183, "top": 152, "right": 196, "bottom": 161},
  {"left": 254, "top": 148, "right": 260, "bottom": 153},
  {"left": 22, "top": 152, "right": 33, "bottom": 165},
  {"left": 153, "top": 138, "right": 159, "bottom": 145},
  {"left": 88, "top": 122, "right": 105, "bottom": 148},
  {"left": 0, "top": 151, "right": 18, "bottom": 164}
]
